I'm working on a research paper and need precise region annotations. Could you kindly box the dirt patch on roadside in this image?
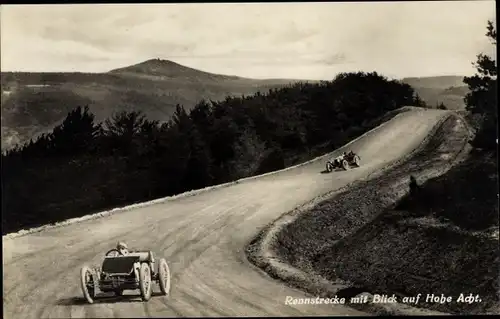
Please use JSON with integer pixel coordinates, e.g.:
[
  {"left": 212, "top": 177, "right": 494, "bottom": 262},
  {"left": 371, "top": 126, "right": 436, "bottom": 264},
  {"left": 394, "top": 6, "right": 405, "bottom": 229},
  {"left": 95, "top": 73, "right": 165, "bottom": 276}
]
[
  {"left": 318, "top": 212, "right": 499, "bottom": 314},
  {"left": 247, "top": 112, "right": 493, "bottom": 315},
  {"left": 316, "top": 149, "right": 499, "bottom": 315}
]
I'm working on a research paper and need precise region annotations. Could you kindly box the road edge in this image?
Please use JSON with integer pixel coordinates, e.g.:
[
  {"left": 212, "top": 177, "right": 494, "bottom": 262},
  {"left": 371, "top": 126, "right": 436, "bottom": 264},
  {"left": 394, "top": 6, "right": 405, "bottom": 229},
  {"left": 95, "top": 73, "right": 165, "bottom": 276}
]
[
  {"left": 2, "top": 107, "right": 418, "bottom": 240},
  {"left": 245, "top": 111, "right": 473, "bottom": 316}
]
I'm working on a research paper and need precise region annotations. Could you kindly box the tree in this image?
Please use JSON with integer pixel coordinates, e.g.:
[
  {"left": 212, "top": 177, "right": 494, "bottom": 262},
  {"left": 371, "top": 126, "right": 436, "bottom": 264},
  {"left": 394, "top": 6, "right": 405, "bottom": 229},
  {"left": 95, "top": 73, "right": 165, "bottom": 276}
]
[
  {"left": 414, "top": 93, "right": 427, "bottom": 108},
  {"left": 49, "top": 106, "right": 100, "bottom": 156},
  {"left": 228, "top": 127, "right": 267, "bottom": 179},
  {"left": 189, "top": 100, "right": 214, "bottom": 136},
  {"left": 183, "top": 126, "right": 213, "bottom": 189},
  {"left": 104, "top": 110, "right": 147, "bottom": 138},
  {"left": 463, "top": 20, "right": 497, "bottom": 151},
  {"left": 168, "top": 104, "right": 214, "bottom": 190},
  {"left": 103, "top": 110, "right": 147, "bottom": 155}
]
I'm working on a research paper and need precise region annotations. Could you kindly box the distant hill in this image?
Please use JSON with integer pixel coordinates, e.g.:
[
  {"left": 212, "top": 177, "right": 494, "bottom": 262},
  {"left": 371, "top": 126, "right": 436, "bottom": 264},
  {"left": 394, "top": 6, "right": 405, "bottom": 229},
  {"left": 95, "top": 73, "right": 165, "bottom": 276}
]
[
  {"left": 1, "top": 59, "right": 303, "bottom": 151},
  {"left": 108, "top": 58, "right": 243, "bottom": 81},
  {"left": 1, "top": 61, "right": 470, "bottom": 151},
  {"left": 401, "top": 76, "right": 469, "bottom": 110}
]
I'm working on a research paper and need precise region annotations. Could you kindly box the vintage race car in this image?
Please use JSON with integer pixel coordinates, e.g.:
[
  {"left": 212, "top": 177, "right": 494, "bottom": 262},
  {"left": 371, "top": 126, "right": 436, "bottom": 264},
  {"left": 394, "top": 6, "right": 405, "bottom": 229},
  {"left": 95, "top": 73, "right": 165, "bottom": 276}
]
[
  {"left": 80, "top": 248, "right": 171, "bottom": 304},
  {"left": 325, "top": 151, "right": 361, "bottom": 172}
]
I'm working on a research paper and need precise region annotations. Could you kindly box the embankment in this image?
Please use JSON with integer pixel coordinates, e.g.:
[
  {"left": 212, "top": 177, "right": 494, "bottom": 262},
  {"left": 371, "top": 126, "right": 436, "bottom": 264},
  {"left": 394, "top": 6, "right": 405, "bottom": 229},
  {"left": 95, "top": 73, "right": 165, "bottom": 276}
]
[
  {"left": 317, "top": 147, "right": 499, "bottom": 315},
  {"left": 247, "top": 112, "right": 495, "bottom": 315}
]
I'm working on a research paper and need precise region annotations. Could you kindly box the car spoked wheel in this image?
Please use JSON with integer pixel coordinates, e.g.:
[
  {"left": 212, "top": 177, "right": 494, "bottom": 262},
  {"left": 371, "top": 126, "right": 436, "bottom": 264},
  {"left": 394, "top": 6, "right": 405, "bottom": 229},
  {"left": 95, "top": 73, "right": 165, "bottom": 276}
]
[
  {"left": 326, "top": 162, "right": 332, "bottom": 172},
  {"left": 342, "top": 159, "right": 349, "bottom": 170},
  {"left": 158, "top": 258, "right": 171, "bottom": 296},
  {"left": 353, "top": 155, "right": 360, "bottom": 167},
  {"left": 139, "top": 263, "right": 152, "bottom": 301},
  {"left": 80, "top": 265, "right": 97, "bottom": 304}
]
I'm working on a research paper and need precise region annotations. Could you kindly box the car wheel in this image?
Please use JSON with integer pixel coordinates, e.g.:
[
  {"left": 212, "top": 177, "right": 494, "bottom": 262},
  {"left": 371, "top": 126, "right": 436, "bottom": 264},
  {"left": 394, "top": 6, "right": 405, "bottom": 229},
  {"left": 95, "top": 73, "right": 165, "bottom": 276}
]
[
  {"left": 139, "top": 263, "right": 152, "bottom": 301},
  {"left": 326, "top": 162, "right": 332, "bottom": 172},
  {"left": 353, "top": 155, "right": 360, "bottom": 167},
  {"left": 342, "top": 159, "right": 349, "bottom": 170},
  {"left": 80, "top": 265, "right": 97, "bottom": 304},
  {"left": 114, "top": 290, "right": 124, "bottom": 296},
  {"left": 158, "top": 258, "right": 171, "bottom": 296}
]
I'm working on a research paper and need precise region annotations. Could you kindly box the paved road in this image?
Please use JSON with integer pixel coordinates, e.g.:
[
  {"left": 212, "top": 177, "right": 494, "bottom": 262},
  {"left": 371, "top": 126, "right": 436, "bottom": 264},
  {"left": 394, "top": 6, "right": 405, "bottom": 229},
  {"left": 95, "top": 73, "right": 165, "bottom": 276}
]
[{"left": 3, "top": 108, "right": 448, "bottom": 318}]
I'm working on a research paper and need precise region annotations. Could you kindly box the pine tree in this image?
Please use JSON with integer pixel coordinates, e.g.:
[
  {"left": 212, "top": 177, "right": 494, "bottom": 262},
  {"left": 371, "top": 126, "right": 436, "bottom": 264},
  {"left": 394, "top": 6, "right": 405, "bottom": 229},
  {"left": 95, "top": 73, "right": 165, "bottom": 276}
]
[
  {"left": 49, "top": 105, "right": 100, "bottom": 156},
  {"left": 463, "top": 20, "right": 497, "bottom": 151}
]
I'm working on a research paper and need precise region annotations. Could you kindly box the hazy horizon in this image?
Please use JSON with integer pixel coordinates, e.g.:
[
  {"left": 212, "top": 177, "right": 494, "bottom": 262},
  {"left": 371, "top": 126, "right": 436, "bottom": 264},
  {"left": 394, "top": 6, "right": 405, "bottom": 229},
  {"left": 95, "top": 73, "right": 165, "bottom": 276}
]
[
  {"left": 0, "top": 57, "right": 472, "bottom": 82},
  {"left": 1, "top": 2, "right": 496, "bottom": 80}
]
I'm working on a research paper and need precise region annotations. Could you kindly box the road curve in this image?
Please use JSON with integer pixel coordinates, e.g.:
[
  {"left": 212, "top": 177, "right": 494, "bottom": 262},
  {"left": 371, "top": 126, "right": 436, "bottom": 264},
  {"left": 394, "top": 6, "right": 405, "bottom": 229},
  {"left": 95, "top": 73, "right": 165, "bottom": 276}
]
[{"left": 3, "top": 108, "right": 449, "bottom": 318}]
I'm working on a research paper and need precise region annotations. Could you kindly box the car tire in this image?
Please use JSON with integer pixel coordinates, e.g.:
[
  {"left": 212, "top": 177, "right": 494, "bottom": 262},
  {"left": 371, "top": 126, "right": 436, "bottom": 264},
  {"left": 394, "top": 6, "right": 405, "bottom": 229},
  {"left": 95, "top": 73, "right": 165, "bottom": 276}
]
[
  {"left": 158, "top": 258, "right": 171, "bottom": 296},
  {"left": 353, "top": 155, "right": 360, "bottom": 167},
  {"left": 342, "top": 159, "right": 349, "bottom": 170},
  {"left": 139, "top": 263, "right": 152, "bottom": 301},
  {"left": 80, "top": 265, "right": 97, "bottom": 304},
  {"left": 326, "top": 162, "right": 332, "bottom": 172}
]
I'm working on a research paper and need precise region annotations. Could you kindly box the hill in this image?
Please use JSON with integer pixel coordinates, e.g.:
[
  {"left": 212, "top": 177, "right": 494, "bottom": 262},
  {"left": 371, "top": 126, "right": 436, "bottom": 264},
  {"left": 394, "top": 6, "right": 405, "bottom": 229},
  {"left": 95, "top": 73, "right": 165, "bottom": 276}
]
[
  {"left": 108, "top": 58, "right": 243, "bottom": 80},
  {"left": 0, "top": 59, "right": 302, "bottom": 151},
  {"left": 401, "top": 76, "right": 469, "bottom": 110},
  {"left": 1, "top": 61, "right": 470, "bottom": 151}
]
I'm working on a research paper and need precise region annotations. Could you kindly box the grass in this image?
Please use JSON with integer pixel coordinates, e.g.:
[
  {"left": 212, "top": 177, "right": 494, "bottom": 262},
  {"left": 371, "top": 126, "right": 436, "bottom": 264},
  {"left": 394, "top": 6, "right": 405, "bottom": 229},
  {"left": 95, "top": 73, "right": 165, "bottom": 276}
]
[
  {"left": 398, "top": 150, "right": 498, "bottom": 230},
  {"left": 315, "top": 151, "right": 498, "bottom": 315},
  {"left": 260, "top": 112, "right": 498, "bottom": 314}
]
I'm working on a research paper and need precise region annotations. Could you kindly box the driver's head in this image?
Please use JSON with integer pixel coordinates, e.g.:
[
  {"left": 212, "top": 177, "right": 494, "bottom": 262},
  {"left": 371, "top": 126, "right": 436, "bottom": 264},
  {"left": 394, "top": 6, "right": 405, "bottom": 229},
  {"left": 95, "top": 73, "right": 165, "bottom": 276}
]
[{"left": 116, "top": 241, "right": 128, "bottom": 255}]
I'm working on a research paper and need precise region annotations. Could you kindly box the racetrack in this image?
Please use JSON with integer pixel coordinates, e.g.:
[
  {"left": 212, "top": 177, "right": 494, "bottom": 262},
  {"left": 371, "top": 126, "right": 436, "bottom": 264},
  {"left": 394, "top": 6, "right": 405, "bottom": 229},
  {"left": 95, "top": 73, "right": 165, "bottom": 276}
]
[{"left": 3, "top": 108, "right": 451, "bottom": 318}]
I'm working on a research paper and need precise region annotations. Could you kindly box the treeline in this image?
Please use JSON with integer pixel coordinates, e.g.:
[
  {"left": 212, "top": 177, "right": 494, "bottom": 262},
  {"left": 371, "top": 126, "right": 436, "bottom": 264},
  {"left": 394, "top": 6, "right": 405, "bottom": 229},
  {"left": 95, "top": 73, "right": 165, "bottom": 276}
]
[
  {"left": 2, "top": 72, "right": 427, "bottom": 233},
  {"left": 463, "top": 21, "right": 497, "bottom": 152}
]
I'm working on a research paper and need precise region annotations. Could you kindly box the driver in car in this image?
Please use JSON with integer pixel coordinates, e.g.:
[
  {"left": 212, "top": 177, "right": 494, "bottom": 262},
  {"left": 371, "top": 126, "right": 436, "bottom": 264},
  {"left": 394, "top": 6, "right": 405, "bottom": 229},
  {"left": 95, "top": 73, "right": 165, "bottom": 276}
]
[
  {"left": 116, "top": 242, "right": 130, "bottom": 256},
  {"left": 335, "top": 152, "right": 346, "bottom": 162}
]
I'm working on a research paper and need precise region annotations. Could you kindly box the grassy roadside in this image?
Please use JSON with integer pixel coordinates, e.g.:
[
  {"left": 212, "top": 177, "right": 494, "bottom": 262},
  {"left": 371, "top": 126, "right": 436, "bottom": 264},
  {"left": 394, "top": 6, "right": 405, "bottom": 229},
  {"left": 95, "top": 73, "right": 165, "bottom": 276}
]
[
  {"left": 272, "top": 113, "right": 469, "bottom": 270},
  {"left": 316, "top": 150, "right": 498, "bottom": 314},
  {"left": 247, "top": 111, "right": 499, "bottom": 314}
]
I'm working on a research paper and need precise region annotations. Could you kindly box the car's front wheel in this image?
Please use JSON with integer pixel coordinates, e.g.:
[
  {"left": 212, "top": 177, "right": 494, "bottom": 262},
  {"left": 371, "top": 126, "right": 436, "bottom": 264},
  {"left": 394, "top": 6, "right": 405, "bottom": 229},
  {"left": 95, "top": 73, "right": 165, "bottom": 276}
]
[
  {"left": 353, "top": 155, "right": 360, "bottom": 167},
  {"left": 139, "top": 263, "right": 152, "bottom": 301},
  {"left": 326, "top": 162, "right": 332, "bottom": 172},
  {"left": 80, "top": 265, "right": 97, "bottom": 304}
]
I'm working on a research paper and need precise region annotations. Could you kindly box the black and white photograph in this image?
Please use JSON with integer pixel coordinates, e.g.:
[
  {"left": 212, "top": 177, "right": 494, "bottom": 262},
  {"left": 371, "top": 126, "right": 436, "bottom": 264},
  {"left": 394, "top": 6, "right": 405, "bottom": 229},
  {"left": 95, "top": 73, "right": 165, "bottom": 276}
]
[{"left": 1, "top": 1, "right": 498, "bottom": 317}]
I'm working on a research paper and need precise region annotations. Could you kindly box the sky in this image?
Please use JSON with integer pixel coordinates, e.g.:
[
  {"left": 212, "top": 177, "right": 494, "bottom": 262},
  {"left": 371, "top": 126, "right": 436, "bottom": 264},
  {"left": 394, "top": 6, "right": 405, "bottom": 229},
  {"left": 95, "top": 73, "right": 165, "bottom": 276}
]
[{"left": 0, "top": 2, "right": 496, "bottom": 80}]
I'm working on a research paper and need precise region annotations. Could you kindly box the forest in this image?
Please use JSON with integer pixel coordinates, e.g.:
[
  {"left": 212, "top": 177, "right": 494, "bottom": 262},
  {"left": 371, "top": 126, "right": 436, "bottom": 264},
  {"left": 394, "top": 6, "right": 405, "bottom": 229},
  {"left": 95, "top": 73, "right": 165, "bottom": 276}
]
[{"left": 2, "top": 71, "right": 430, "bottom": 233}]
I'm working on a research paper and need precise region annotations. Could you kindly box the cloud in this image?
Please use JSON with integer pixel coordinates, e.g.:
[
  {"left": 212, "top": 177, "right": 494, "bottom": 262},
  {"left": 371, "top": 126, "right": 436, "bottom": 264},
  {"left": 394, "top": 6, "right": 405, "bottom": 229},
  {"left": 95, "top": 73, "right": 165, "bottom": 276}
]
[
  {"left": 315, "top": 53, "right": 348, "bottom": 66},
  {"left": 1, "top": 2, "right": 496, "bottom": 79}
]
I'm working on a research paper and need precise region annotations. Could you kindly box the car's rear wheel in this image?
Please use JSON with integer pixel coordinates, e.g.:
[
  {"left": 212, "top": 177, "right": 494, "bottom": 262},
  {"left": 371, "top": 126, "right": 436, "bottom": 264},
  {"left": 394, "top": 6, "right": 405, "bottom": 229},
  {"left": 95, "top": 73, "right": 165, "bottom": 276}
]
[
  {"left": 139, "top": 263, "right": 152, "bottom": 301},
  {"left": 157, "top": 258, "right": 171, "bottom": 296},
  {"left": 80, "top": 265, "right": 97, "bottom": 304},
  {"left": 342, "top": 159, "right": 349, "bottom": 170}
]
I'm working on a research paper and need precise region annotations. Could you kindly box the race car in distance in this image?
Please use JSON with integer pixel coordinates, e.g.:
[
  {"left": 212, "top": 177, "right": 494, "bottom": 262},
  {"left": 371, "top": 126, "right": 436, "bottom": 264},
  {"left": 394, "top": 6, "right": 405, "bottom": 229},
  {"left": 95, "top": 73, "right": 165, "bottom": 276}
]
[
  {"left": 80, "top": 246, "right": 171, "bottom": 304},
  {"left": 325, "top": 150, "right": 361, "bottom": 172}
]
